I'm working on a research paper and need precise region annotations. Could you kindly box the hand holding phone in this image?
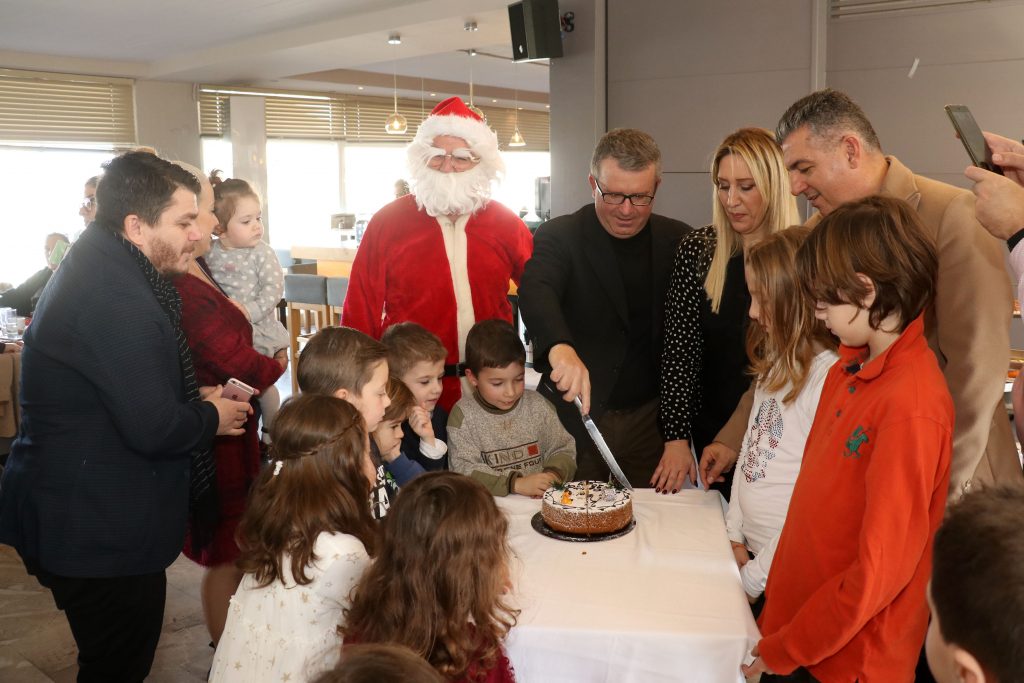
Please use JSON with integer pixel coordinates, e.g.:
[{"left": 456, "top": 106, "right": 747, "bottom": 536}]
[
  {"left": 221, "top": 377, "right": 255, "bottom": 402},
  {"left": 47, "top": 240, "right": 69, "bottom": 268},
  {"left": 945, "top": 104, "right": 1003, "bottom": 175}
]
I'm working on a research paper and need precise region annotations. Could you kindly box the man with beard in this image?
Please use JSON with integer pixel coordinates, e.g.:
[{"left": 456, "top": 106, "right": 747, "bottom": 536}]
[
  {"left": 0, "top": 151, "right": 251, "bottom": 682},
  {"left": 343, "top": 97, "right": 534, "bottom": 412}
]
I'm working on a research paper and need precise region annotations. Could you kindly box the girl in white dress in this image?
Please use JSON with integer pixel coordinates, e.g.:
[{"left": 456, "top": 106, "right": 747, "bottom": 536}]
[
  {"left": 209, "top": 394, "right": 378, "bottom": 682},
  {"left": 725, "top": 227, "right": 839, "bottom": 603}
]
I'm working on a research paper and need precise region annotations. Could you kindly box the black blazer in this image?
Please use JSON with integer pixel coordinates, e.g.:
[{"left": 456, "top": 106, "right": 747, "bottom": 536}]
[
  {"left": 518, "top": 204, "right": 691, "bottom": 430},
  {"left": 0, "top": 225, "right": 219, "bottom": 578}
]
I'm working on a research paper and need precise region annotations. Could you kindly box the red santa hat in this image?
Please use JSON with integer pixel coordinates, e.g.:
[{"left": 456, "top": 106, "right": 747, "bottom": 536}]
[{"left": 413, "top": 96, "right": 500, "bottom": 157}]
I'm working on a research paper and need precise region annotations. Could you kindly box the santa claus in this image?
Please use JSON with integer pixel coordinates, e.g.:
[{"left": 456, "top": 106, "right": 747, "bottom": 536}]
[{"left": 343, "top": 96, "right": 534, "bottom": 411}]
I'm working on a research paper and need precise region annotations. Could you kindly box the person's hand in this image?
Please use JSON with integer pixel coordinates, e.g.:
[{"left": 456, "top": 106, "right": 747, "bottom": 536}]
[
  {"left": 731, "top": 542, "right": 750, "bottom": 570},
  {"left": 408, "top": 406, "right": 436, "bottom": 445},
  {"left": 747, "top": 592, "right": 761, "bottom": 605},
  {"left": 198, "top": 385, "right": 218, "bottom": 400},
  {"left": 2, "top": 340, "right": 22, "bottom": 354},
  {"left": 650, "top": 439, "right": 696, "bottom": 494},
  {"left": 230, "top": 299, "right": 251, "bottom": 321},
  {"left": 513, "top": 471, "right": 559, "bottom": 498},
  {"left": 273, "top": 348, "right": 289, "bottom": 370},
  {"left": 700, "top": 441, "right": 738, "bottom": 491},
  {"left": 205, "top": 385, "right": 252, "bottom": 436},
  {"left": 983, "top": 131, "right": 1024, "bottom": 186},
  {"left": 741, "top": 645, "right": 775, "bottom": 678},
  {"left": 548, "top": 343, "right": 591, "bottom": 413},
  {"left": 965, "top": 164, "right": 1024, "bottom": 241}
]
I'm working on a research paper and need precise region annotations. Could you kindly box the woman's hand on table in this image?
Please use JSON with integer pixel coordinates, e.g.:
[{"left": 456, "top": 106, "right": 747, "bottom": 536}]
[
  {"left": 650, "top": 439, "right": 696, "bottom": 494},
  {"left": 699, "top": 441, "right": 737, "bottom": 490},
  {"left": 741, "top": 645, "right": 775, "bottom": 677}
]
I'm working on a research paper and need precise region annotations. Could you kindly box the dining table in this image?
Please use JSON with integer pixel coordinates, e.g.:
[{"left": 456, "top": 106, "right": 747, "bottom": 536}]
[{"left": 499, "top": 488, "right": 760, "bottom": 682}]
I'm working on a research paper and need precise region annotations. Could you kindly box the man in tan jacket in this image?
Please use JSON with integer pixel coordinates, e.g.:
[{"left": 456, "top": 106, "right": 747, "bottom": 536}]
[{"left": 701, "top": 89, "right": 1021, "bottom": 500}]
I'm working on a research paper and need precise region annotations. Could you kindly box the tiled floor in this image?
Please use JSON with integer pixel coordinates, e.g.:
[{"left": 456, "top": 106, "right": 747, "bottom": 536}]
[{"left": 0, "top": 547, "right": 213, "bottom": 682}]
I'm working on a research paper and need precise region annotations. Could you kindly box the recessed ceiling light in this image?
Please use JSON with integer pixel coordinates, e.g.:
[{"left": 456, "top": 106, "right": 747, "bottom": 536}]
[
  {"left": 492, "top": 99, "right": 497, "bottom": 103},
  {"left": 387, "top": 34, "right": 401, "bottom": 45},
  {"left": 545, "top": 104, "right": 550, "bottom": 108},
  {"left": 464, "top": 21, "right": 478, "bottom": 32},
  {"left": 430, "top": 92, "right": 436, "bottom": 97},
  {"left": 357, "top": 86, "right": 364, "bottom": 90}
]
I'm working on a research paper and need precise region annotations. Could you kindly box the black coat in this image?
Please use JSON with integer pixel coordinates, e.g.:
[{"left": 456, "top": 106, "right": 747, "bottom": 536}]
[
  {"left": 0, "top": 267, "right": 52, "bottom": 316},
  {"left": 0, "top": 225, "right": 219, "bottom": 578},
  {"left": 518, "top": 204, "right": 691, "bottom": 433}
]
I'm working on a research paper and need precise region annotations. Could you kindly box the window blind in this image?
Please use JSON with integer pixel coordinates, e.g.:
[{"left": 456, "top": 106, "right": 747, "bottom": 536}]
[
  {"left": 0, "top": 69, "right": 136, "bottom": 145},
  {"left": 199, "top": 87, "right": 549, "bottom": 151}
]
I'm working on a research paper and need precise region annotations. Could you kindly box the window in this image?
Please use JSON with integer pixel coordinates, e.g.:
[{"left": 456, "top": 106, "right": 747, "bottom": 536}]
[
  {"left": 0, "top": 146, "right": 113, "bottom": 286},
  {"left": 201, "top": 138, "right": 233, "bottom": 179},
  {"left": 265, "top": 139, "right": 341, "bottom": 249},
  {"left": 343, "top": 144, "right": 410, "bottom": 217}
]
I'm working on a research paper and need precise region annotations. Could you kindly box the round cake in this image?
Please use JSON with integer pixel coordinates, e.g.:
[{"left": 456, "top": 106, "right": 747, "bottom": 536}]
[{"left": 541, "top": 481, "right": 633, "bottom": 535}]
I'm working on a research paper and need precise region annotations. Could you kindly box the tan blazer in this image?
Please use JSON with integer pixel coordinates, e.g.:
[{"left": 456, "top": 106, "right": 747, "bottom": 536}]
[{"left": 715, "top": 156, "right": 1021, "bottom": 500}]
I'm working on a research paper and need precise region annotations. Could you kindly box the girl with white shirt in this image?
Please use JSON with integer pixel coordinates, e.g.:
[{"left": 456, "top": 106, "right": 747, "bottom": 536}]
[
  {"left": 725, "top": 226, "right": 838, "bottom": 603},
  {"left": 209, "top": 394, "right": 378, "bottom": 682}
]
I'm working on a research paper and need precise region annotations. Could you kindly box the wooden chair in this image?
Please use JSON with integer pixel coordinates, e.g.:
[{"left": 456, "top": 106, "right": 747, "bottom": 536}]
[
  {"left": 284, "top": 274, "right": 328, "bottom": 394},
  {"left": 326, "top": 276, "right": 349, "bottom": 326}
]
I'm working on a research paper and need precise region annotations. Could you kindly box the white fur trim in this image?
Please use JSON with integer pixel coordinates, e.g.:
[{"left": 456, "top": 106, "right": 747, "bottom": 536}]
[
  {"left": 414, "top": 113, "right": 500, "bottom": 158},
  {"left": 435, "top": 213, "right": 476, "bottom": 361}
]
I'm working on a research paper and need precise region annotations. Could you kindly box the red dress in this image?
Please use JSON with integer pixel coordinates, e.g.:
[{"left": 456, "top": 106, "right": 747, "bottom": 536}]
[
  {"left": 342, "top": 194, "right": 533, "bottom": 412},
  {"left": 176, "top": 272, "right": 284, "bottom": 566}
]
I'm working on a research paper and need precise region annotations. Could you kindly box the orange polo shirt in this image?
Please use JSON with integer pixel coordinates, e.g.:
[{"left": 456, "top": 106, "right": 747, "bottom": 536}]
[{"left": 757, "top": 316, "right": 952, "bottom": 682}]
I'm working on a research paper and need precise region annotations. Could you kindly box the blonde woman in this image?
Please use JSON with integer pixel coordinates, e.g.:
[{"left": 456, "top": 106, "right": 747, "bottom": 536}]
[{"left": 659, "top": 128, "right": 799, "bottom": 495}]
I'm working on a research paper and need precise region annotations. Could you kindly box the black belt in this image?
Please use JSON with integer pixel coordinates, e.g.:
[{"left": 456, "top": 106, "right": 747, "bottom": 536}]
[{"left": 444, "top": 363, "right": 467, "bottom": 377}]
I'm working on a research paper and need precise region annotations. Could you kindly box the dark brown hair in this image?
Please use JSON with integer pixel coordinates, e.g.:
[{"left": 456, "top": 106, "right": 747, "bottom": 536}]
[
  {"left": 341, "top": 472, "right": 519, "bottom": 681},
  {"left": 94, "top": 151, "right": 200, "bottom": 235},
  {"left": 235, "top": 394, "right": 376, "bottom": 587},
  {"left": 776, "top": 88, "right": 882, "bottom": 152},
  {"left": 464, "top": 319, "right": 525, "bottom": 375},
  {"left": 380, "top": 322, "right": 447, "bottom": 378},
  {"left": 746, "top": 226, "right": 837, "bottom": 403},
  {"left": 932, "top": 485, "right": 1024, "bottom": 683},
  {"left": 311, "top": 644, "right": 443, "bottom": 683},
  {"left": 381, "top": 376, "right": 415, "bottom": 424},
  {"left": 209, "top": 170, "right": 260, "bottom": 231},
  {"left": 797, "top": 195, "right": 937, "bottom": 333},
  {"left": 297, "top": 326, "right": 388, "bottom": 396}
]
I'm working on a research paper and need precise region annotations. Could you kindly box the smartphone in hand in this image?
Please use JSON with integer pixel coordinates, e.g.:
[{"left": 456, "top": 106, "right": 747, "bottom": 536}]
[
  {"left": 222, "top": 377, "right": 255, "bottom": 402},
  {"left": 47, "top": 240, "right": 70, "bottom": 268},
  {"left": 945, "top": 104, "right": 1003, "bottom": 175}
]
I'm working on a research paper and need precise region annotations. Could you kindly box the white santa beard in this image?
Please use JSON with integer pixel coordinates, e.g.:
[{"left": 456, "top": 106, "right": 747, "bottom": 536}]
[{"left": 411, "top": 164, "right": 493, "bottom": 217}]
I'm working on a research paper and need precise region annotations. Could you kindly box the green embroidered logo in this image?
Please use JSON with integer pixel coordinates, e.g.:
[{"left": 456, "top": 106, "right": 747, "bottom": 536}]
[{"left": 845, "top": 426, "right": 869, "bottom": 458}]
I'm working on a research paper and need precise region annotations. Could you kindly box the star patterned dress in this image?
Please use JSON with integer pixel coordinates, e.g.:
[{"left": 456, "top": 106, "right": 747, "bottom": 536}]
[{"left": 209, "top": 532, "right": 370, "bottom": 682}]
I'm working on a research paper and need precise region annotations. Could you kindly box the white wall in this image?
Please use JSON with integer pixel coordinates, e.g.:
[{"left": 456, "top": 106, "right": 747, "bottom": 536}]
[
  {"left": 548, "top": 0, "right": 606, "bottom": 216},
  {"left": 134, "top": 80, "right": 201, "bottom": 166},
  {"left": 827, "top": 2, "right": 1024, "bottom": 190},
  {"left": 603, "top": 0, "right": 814, "bottom": 228}
]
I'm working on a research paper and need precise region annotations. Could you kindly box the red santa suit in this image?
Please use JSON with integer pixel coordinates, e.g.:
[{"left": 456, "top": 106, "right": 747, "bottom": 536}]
[{"left": 342, "top": 97, "right": 533, "bottom": 411}]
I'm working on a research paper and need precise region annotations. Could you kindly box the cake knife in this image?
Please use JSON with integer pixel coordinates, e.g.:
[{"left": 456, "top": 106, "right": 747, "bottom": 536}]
[{"left": 573, "top": 396, "right": 633, "bottom": 490}]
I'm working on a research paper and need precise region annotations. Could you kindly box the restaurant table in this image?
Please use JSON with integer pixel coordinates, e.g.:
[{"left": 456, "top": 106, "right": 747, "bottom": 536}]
[{"left": 499, "top": 489, "right": 760, "bottom": 683}]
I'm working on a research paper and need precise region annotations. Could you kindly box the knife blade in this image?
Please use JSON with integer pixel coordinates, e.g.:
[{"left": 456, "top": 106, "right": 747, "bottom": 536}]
[{"left": 573, "top": 396, "right": 633, "bottom": 490}]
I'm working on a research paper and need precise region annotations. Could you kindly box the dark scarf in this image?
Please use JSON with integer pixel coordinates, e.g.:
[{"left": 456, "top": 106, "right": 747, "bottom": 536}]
[{"left": 116, "top": 234, "right": 218, "bottom": 552}]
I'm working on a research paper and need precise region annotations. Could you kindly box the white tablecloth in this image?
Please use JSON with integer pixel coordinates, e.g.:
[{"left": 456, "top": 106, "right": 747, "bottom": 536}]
[{"left": 499, "top": 489, "right": 760, "bottom": 683}]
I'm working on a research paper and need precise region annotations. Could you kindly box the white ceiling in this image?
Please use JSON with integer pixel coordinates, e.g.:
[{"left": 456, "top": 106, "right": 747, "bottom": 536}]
[{"left": 0, "top": 0, "right": 550, "bottom": 108}]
